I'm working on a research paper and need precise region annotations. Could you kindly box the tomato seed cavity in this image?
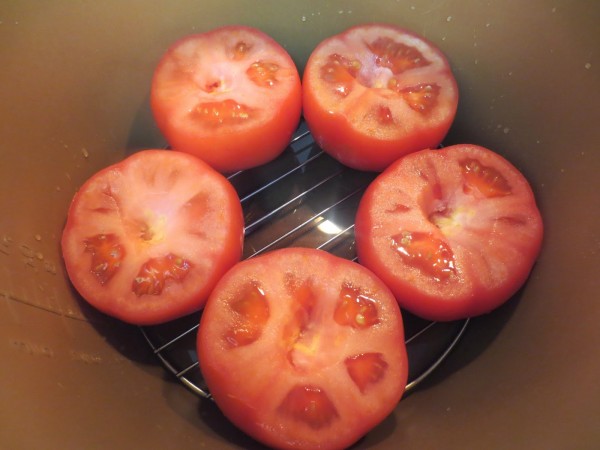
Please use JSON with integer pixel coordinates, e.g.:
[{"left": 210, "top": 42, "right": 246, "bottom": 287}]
[
  {"left": 345, "top": 353, "right": 389, "bottom": 394},
  {"left": 84, "top": 233, "right": 125, "bottom": 285},
  {"left": 232, "top": 41, "right": 250, "bottom": 60},
  {"left": 224, "top": 282, "right": 270, "bottom": 347},
  {"left": 461, "top": 158, "right": 512, "bottom": 197},
  {"left": 278, "top": 385, "right": 340, "bottom": 430},
  {"left": 192, "top": 99, "right": 252, "bottom": 127},
  {"left": 398, "top": 83, "right": 440, "bottom": 114},
  {"left": 247, "top": 60, "right": 280, "bottom": 87},
  {"left": 132, "top": 253, "right": 192, "bottom": 296},
  {"left": 367, "top": 37, "right": 430, "bottom": 74},
  {"left": 334, "top": 284, "right": 379, "bottom": 328},
  {"left": 391, "top": 231, "right": 456, "bottom": 281},
  {"left": 320, "top": 53, "right": 361, "bottom": 97}
]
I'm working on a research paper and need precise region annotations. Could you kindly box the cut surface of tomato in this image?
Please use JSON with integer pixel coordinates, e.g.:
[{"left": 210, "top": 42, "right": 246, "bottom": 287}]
[
  {"left": 151, "top": 25, "right": 302, "bottom": 173},
  {"left": 197, "top": 248, "right": 408, "bottom": 450},
  {"left": 302, "top": 23, "right": 459, "bottom": 172},
  {"left": 61, "top": 150, "right": 244, "bottom": 325},
  {"left": 355, "top": 144, "right": 544, "bottom": 321}
]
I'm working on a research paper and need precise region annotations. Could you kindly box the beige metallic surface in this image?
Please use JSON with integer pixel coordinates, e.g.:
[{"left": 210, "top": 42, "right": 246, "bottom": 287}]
[{"left": 1, "top": 1, "right": 599, "bottom": 448}]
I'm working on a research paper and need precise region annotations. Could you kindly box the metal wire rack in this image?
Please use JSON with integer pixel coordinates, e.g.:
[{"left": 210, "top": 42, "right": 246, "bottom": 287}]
[{"left": 140, "top": 121, "right": 468, "bottom": 399}]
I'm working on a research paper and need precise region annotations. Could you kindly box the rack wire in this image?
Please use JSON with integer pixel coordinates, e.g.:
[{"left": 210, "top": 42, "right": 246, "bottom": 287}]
[{"left": 140, "top": 122, "right": 468, "bottom": 399}]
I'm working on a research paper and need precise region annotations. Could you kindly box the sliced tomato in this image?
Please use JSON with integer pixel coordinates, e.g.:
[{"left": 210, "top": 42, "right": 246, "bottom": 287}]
[
  {"left": 355, "top": 144, "right": 544, "bottom": 321},
  {"left": 151, "top": 25, "right": 302, "bottom": 173},
  {"left": 197, "top": 248, "right": 408, "bottom": 450},
  {"left": 61, "top": 150, "right": 244, "bottom": 325},
  {"left": 302, "top": 23, "right": 459, "bottom": 172}
]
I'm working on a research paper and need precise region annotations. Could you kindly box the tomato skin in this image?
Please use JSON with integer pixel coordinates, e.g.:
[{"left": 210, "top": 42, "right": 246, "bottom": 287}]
[
  {"left": 303, "top": 23, "right": 458, "bottom": 172},
  {"left": 151, "top": 26, "right": 302, "bottom": 173},
  {"left": 355, "top": 144, "right": 544, "bottom": 321},
  {"left": 61, "top": 150, "right": 244, "bottom": 325},
  {"left": 198, "top": 248, "right": 408, "bottom": 450}
]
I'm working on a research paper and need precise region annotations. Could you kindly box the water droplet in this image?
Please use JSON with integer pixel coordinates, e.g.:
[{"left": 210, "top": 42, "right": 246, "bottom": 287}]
[
  {"left": 34, "top": 234, "right": 42, "bottom": 241},
  {"left": 81, "top": 147, "right": 89, "bottom": 158},
  {"left": 301, "top": 15, "right": 306, "bottom": 22},
  {"left": 584, "top": 62, "right": 591, "bottom": 70}
]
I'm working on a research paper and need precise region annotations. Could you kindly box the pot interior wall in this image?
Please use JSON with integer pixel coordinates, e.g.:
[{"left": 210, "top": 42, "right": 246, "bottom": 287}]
[{"left": 1, "top": 1, "right": 599, "bottom": 448}]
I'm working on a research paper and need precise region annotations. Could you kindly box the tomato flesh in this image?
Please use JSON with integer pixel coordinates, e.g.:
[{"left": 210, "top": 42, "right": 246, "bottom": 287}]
[
  {"left": 303, "top": 23, "right": 458, "bottom": 171},
  {"left": 355, "top": 144, "right": 544, "bottom": 321},
  {"left": 198, "top": 248, "right": 408, "bottom": 450},
  {"left": 61, "top": 150, "right": 244, "bottom": 325},
  {"left": 151, "top": 26, "right": 302, "bottom": 172}
]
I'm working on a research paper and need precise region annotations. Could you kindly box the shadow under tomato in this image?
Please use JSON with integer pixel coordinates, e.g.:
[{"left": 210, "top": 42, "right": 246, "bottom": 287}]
[
  {"left": 409, "top": 284, "right": 523, "bottom": 393},
  {"left": 197, "top": 394, "right": 400, "bottom": 450},
  {"left": 198, "top": 399, "right": 270, "bottom": 450},
  {"left": 125, "top": 93, "right": 168, "bottom": 154}
]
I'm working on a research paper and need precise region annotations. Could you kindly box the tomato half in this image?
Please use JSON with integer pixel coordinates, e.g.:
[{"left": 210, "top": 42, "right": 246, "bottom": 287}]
[
  {"left": 355, "top": 144, "right": 543, "bottom": 321},
  {"left": 151, "top": 26, "right": 302, "bottom": 173},
  {"left": 61, "top": 150, "right": 244, "bottom": 325},
  {"left": 197, "top": 248, "right": 408, "bottom": 450},
  {"left": 303, "top": 23, "right": 459, "bottom": 172}
]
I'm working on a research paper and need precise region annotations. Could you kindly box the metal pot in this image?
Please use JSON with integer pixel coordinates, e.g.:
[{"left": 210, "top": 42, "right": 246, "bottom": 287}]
[{"left": 1, "top": 1, "right": 598, "bottom": 448}]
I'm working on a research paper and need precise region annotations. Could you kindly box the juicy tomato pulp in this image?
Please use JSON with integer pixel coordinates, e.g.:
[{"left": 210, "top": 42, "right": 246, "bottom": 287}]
[
  {"left": 197, "top": 248, "right": 408, "bottom": 450},
  {"left": 303, "top": 23, "right": 459, "bottom": 172},
  {"left": 355, "top": 144, "right": 544, "bottom": 321},
  {"left": 151, "top": 26, "right": 302, "bottom": 173},
  {"left": 61, "top": 150, "right": 244, "bottom": 325}
]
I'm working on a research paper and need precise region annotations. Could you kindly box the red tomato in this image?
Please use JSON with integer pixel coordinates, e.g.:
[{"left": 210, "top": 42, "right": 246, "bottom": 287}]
[
  {"left": 355, "top": 144, "right": 544, "bottom": 321},
  {"left": 151, "top": 26, "right": 302, "bottom": 173},
  {"left": 302, "top": 23, "right": 459, "bottom": 172},
  {"left": 197, "top": 248, "right": 408, "bottom": 450},
  {"left": 61, "top": 150, "right": 244, "bottom": 325}
]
